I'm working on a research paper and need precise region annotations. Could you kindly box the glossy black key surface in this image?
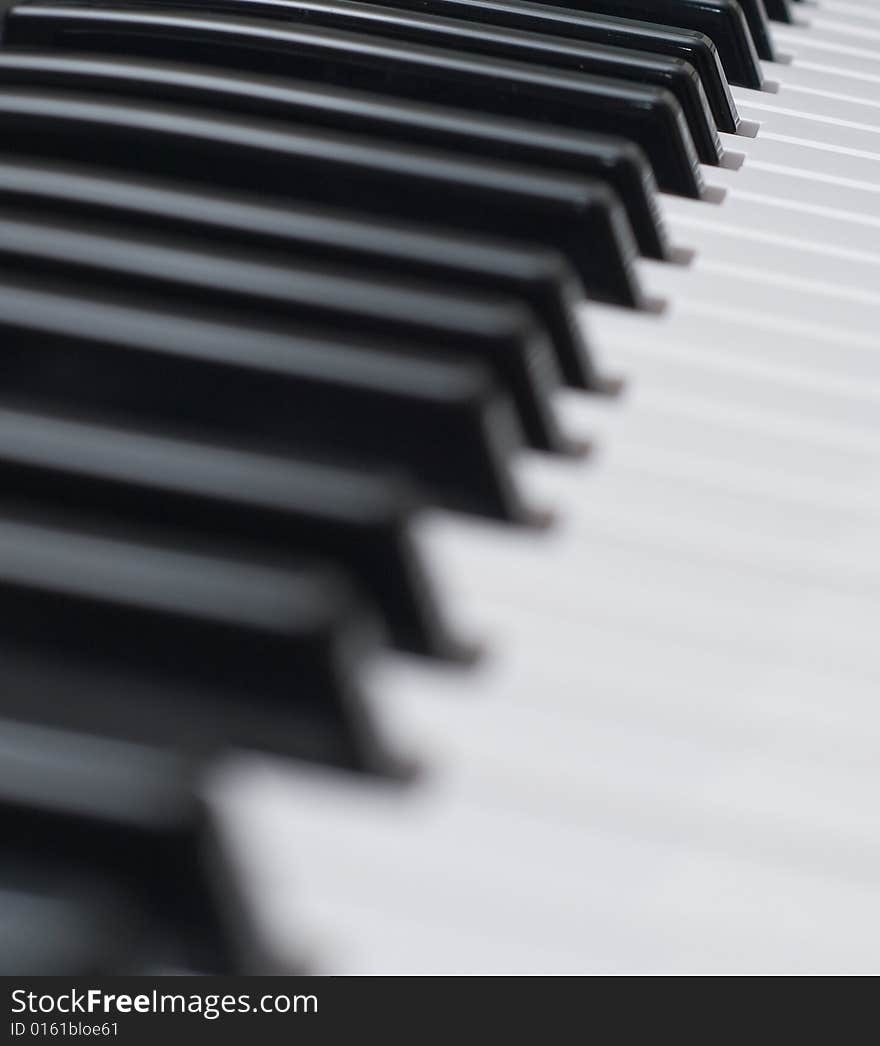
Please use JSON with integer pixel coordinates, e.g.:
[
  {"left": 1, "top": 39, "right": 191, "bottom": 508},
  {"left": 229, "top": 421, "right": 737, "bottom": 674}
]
[
  {"left": 332, "top": 0, "right": 742, "bottom": 133},
  {"left": 0, "top": 89, "right": 643, "bottom": 305},
  {"left": 0, "top": 274, "right": 527, "bottom": 522},
  {"left": 715, "top": 0, "right": 775, "bottom": 59},
  {"left": 0, "top": 53, "right": 667, "bottom": 265},
  {"left": 3, "top": 5, "right": 704, "bottom": 198},
  {"left": 0, "top": 406, "right": 463, "bottom": 659},
  {"left": 0, "top": 517, "right": 391, "bottom": 773},
  {"left": 0, "top": 721, "right": 272, "bottom": 972},
  {"left": 514, "top": 0, "right": 765, "bottom": 88},
  {"left": 580, "top": 0, "right": 775, "bottom": 64},
  {"left": 0, "top": 206, "right": 567, "bottom": 453},
  {"left": 0, "top": 157, "right": 607, "bottom": 386},
  {"left": 45, "top": 0, "right": 721, "bottom": 165}
]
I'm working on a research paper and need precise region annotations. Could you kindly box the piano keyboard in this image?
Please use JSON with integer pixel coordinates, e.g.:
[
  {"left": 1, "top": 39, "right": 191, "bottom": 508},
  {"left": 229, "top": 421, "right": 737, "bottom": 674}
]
[{"left": 1, "top": 0, "right": 879, "bottom": 975}]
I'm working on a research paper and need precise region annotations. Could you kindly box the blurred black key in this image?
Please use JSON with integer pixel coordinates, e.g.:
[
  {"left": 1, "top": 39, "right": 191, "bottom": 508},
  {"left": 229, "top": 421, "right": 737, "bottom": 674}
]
[
  {"left": 0, "top": 89, "right": 643, "bottom": 306},
  {"left": 0, "top": 207, "right": 567, "bottom": 454},
  {"left": 0, "top": 879, "right": 141, "bottom": 974},
  {"left": 0, "top": 719, "right": 276, "bottom": 972},
  {"left": 0, "top": 515, "right": 388, "bottom": 772},
  {"left": 763, "top": 0, "right": 792, "bottom": 21},
  {"left": 0, "top": 274, "right": 528, "bottom": 522},
  {"left": 45, "top": 0, "right": 721, "bottom": 167},
  {"left": 330, "top": 0, "right": 742, "bottom": 134},
  {"left": 0, "top": 157, "right": 607, "bottom": 388},
  {"left": 3, "top": 4, "right": 704, "bottom": 199},
  {"left": 0, "top": 52, "right": 667, "bottom": 265},
  {"left": 522, "top": 0, "right": 765, "bottom": 88},
  {"left": 0, "top": 405, "right": 464, "bottom": 659}
]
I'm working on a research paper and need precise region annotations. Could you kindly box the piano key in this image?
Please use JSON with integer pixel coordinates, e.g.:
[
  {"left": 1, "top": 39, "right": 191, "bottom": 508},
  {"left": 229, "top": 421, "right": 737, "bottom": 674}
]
[
  {"left": 214, "top": 626, "right": 880, "bottom": 974},
  {"left": 818, "top": 0, "right": 880, "bottom": 16},
  {"left": 0, "top": 207, "right": 569, "bottom": 454},
  {"left": 224, "top": 417, "right": 880, "bottom": 973},
  {"left": 0, "top": 274, "right": 529, "bottom": 522},
  {"left": 661, "top": 178, "right": 880, "bottom": 257},
  {"left": 694, "top": 153, "right": 880, "bottom": 224},
  {"left": 763, "top": 0, "right": 793, "bottom": 22},
  {"left": 303, "top": 0, "right": 744, "bottom": 133},
  {"left": 0, "top": 515, "right": 391, "bottom": 772},
  {"left": 0, "top": 89, "right": 643, "bottom": 305},
  {"left": 0, "top": 719, "right": 278, "bottom": 972},
  {"left": 722, "top": 0, "right": 776, "bottom": 59},
  {"left": 774, "top": 14, "right": 880, "bottom": 54},
  {"left": 3, "top": 4, "right": 706, "bottom": 198},
  {"left": 581, "top": 1, "right": 777, "bottom": 63},
  {"left": 750, "top": 58, "right": 880, "bottom": 102},
  {"left": 720, "top": 126, "right": 880, "bottom": 188},
  {"left": 46, "top": 0, "right": 723, "bottom": 167},
  {"left": 0, "top": 883, "right": 142, "bottom": 974},
  {"left": 0, "top": 158, "right": 605, "bottom": 389},
  {"left": 0, "top": 405, "right": 462, "bottom": 660},
  {"left": 812, "top": 2, "right": 880, "bottom": 26},
  {"left": 580, "top": 306, "right": 880, "bottom": 437},
  {"left": 768, "top": 27, "right": 880, "bottom": 79},
  {"left": 733, "top": 91, "right": 880, "bottom": 145},
  {"left": 0, "top": 52, "right": 668, "bottom": 265},
  {"left": 732, "top": 72, "right": 880, "bottom": 128},
  {"left": 519, "top": 0, "right": 767, "bottom": 87},
  {"left": 648, "top": 206, "right": 880, "bottom": 296}
]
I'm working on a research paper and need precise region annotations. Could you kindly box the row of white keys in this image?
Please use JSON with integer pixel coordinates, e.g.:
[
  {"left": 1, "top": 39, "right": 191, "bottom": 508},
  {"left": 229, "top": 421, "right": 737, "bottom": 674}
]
[{"left": 210, "top": 3, "right": 880, "bottom": 974}]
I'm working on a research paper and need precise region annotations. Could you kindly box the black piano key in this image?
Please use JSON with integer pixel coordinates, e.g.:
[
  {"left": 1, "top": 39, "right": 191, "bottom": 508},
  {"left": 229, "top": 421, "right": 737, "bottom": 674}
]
[
  {"left": 0, "top": 274, "right": 529, "bottom": 523},
  {"left": 0, "top": 515, "right": 389, "bottom": 773},
  {"left": 3, "top": 4, "right": 705, "bottom": 199},
  {"left": 718, "top": 0, "right": 775, "bottom": 60},
  {"left": 0, "top": 405, "right": 464, "bottom": 660},
  {"left": 47, "top": 0, "right": 722, "bottom": 167},
  {"left": 0, "top": 880, "right": 143, "bottom": 974},
  {"left": 348, "top": 0, "right": 742, "bottom": 134},
  {"left": 0, "top": 157, "right": 607, "bottom": 389},
  {"left": 279, "top": 0, "right": 727, "bottom": 166},
  {"left": 0, "top": 52, "right": 667, "bottom": 266},
  {"left": 0, "top": 719, "right": 277, "bottom": 972},
  {"left": 604, "top": 0, "right": 774, "bottom": 62},
  {"left": 0, "top": 89, "right": 643, "bottom": 306},
  {"left": 587, "top": 0, "right": 775, "bottom": 64},
  {"left": 763, "top": 0, "right": 792, "bottom": 21},
  {"left": 518, "top": 0, "right": 765, "bottom": 89},
  {"left": 0, "top": 208, "right": 568, "bottom": 455}
]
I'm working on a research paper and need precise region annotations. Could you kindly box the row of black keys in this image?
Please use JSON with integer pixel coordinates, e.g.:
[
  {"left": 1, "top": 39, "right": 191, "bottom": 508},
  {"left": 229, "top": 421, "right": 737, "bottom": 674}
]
[{"left": 0, "top": 0, "right": 791, "bottom": 973}]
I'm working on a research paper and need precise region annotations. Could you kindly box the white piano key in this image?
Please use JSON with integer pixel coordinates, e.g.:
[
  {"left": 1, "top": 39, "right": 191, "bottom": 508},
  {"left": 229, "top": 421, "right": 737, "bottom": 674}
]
[
  {"left": 213, "top": 753, "right": 880, "bottom": 974},
  {"left": 759, "top": 56, "right": 880, "bottom": 96},
  {"left": 662, "top": 186, "right": 880, "bottom": 254},
  {"left": 818, "top": 1, "right": 880, "bottom": 20},
  {"left": 780, "top": 16, "right": 880, "bottom": 48},
  {"left": 707, "top": 157, "right": 880, "bottom": 218},
  {"left": 731, "top": 103, "right": 880, "bottom": 152},
  {"left": 663, "top": 209, "right": 880, "bottom": 294},
  {"left": 734, "top": 85, "right": 880, "bottom": 129},
  {"left": 636, "top": 262, "right": 880, "bottom": 347},
  {"left": 774, "top": 29, "right": 880, "bottom": 72},
  {"left": 814, "top": 0, "right": 880, "bottom": 16},
  {"left": 717, "top": 132, "right": 880, "bottom": 187}
]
